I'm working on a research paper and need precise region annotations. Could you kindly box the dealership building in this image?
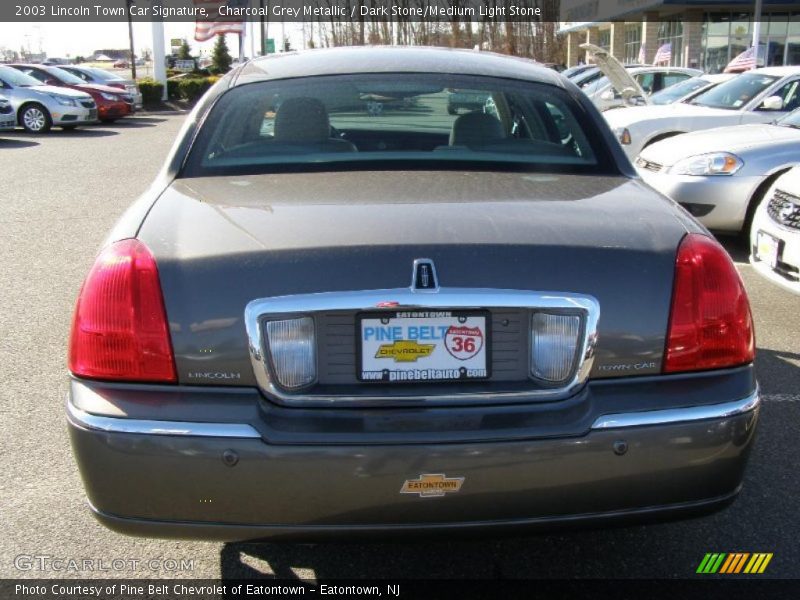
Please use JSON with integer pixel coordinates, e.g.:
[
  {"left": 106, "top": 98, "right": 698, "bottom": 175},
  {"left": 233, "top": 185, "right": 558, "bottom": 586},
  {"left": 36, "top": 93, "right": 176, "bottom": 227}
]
[{"left": 559, "top": 1, "right": 800, "bottom": 72}]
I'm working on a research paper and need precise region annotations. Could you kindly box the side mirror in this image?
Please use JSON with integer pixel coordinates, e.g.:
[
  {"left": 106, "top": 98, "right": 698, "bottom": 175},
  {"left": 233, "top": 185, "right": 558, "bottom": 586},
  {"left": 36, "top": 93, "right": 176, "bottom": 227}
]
[{"left": 761, "top": 96, "right": 784, "bottom": 111}]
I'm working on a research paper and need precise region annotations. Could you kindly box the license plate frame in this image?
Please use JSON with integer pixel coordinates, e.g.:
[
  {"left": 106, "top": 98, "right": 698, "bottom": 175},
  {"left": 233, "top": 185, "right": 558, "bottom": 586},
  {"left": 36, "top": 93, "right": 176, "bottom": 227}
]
[
  {"left": 756, "top": 230, "right": 781, "bottom": 269},
  {"left": 356, "top": 309, "right": 491, "bottom": 384}
]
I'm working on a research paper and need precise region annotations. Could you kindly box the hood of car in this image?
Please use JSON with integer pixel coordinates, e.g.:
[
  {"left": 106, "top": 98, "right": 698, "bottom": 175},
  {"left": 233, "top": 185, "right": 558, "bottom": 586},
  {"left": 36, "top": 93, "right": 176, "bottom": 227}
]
[
  {"left": 603, "top": 102, "right": 738, "bottom": 127},
  {"left": 640, "top": 123, "right": 800, "bottom": 166},
  {"left": 77, "top": 83, "right": 130, "bottom": 96},
  {"left": 774, "top": 165, "right": 800, "bottom": 192},
  {"left": 27, "top": 85, "right": 93, "bottom": 100},
  {"left": 580, "top": 43, "right": 647, "bottom": 103}
]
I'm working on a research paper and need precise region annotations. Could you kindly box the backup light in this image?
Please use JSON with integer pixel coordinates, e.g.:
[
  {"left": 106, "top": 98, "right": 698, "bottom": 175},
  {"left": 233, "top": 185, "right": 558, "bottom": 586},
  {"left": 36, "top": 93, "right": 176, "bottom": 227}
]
[
  {"left": 265, "top": 317, "right": 316, "bottom": 390},
  {"left": 530, "top": 312, "right": 582, "bottom": 383}
]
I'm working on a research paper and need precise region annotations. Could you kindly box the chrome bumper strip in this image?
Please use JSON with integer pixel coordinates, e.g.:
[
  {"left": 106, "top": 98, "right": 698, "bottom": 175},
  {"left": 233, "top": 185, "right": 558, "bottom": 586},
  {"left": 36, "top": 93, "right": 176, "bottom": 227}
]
[
  {"left": 66, "top": 397, "right": 261, "bottom": 439},
  {"left": 590, "top": 388, "right": 760, "bottom": 430},
  {"left": 68, "top": 388, "right": 759, "bottom": 438}
]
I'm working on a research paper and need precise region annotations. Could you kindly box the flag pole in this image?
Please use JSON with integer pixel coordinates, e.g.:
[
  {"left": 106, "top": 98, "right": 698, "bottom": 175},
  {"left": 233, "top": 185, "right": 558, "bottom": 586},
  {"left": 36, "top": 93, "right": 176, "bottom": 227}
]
[{"left": 752, "top": 0, "right": 762, "bottom": 66}]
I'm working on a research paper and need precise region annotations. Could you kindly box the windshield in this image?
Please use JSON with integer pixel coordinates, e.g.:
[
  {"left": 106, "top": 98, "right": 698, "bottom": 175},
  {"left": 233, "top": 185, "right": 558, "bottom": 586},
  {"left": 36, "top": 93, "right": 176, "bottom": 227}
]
[
  {"left": 0, "top": 66, "right": 42, "bottom": 87},
  {"left": 651, "top": 77, "right": 710, "bottom": 105},
  {"left": 183, "top": 73, "right": 613, "bottom": 178},
  {"left": 691, "top": 73, "right": 779, "bottom": 109},
  {"left": 87, "top": 68, "right": 123, "bottom": 82},
  {"left": 778, "top": 108, "right": 800, "bottom": 129},
  {"left": 46, "top": 67, "right": 85, "bottom": 85}
]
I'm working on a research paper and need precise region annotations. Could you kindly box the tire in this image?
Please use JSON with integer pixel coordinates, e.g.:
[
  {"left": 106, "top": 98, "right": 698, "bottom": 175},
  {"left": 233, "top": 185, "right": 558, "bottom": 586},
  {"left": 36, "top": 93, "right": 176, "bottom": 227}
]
[
  {"left": 740, "top": 170, "right": 790, "bottom": 241},
  {"left": 19, "top": 104, "right": 52, "bottom": 133}
]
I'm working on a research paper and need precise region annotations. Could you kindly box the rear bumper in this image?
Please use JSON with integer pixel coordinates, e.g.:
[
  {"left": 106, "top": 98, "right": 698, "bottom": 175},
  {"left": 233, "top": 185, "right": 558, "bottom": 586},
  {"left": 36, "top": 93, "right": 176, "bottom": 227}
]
[{"left": 67, "top": 373, "right": 760, "bottom": 541}]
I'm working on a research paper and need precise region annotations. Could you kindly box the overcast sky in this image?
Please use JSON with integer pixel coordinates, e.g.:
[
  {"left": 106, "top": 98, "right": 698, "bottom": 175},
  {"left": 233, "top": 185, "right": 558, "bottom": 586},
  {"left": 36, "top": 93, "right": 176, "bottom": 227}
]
[{"left": 0, "top": 21, "right": 305, "bottom": 59}]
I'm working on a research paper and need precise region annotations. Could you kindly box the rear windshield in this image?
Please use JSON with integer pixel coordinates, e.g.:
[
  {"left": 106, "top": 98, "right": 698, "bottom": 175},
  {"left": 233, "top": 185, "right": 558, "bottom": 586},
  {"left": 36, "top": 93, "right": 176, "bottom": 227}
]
[{"left": 182, "top": 73, "right": 615, "bottom": 177}]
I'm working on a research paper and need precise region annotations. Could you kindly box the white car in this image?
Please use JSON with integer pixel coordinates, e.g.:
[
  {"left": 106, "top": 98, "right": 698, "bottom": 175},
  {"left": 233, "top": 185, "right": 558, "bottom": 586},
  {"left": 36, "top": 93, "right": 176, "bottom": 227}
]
[
  {"left": 605, "top": 66, "right": 800, "bottom": 160},
  {"left": 584, "top": 66, "right": 702, "bottom": 111},
  {"left": 636, "top": 108, "right": 800, "bottom": 234},
  {"left": 0, "top": 95, "right": 15, "bottom": 131},
  {"left": 649, "top": 73, "right": 737, "bottom": 106},
  {"left": 750, "top": 165, "right": 800, "bottom": 294}
]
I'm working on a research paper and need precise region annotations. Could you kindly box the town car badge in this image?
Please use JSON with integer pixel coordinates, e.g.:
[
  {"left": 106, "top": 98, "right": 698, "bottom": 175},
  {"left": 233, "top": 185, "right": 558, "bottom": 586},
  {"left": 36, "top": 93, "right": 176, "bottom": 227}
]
[
  {"left": 400, "top": 474, "right": 465, "bottom": 497},
  {"left": 411, "top": 258, "right": 439, "bottom": 292}
]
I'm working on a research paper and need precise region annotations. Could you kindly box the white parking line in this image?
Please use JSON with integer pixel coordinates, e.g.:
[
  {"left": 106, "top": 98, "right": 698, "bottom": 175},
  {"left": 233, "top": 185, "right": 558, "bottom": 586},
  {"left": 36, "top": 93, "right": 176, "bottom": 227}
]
[{"left": 762, "top": 393, "right": 800, "bottom": 403}]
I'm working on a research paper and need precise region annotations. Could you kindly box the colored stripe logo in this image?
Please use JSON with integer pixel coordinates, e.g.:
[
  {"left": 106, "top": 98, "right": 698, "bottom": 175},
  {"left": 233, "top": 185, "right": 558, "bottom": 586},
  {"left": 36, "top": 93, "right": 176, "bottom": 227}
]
[{"left": 696, "top": 553, "right": 773, "bottom": 574}]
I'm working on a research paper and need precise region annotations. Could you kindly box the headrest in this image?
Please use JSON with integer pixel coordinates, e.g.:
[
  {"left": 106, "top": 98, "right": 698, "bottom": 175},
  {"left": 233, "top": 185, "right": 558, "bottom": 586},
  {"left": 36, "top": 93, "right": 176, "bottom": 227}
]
[
  {"left": 274, "top": 97, "right": 330, "bottom": 143},
  {"left": 449, "top": 112, "right": 505, "bottom": 146}
]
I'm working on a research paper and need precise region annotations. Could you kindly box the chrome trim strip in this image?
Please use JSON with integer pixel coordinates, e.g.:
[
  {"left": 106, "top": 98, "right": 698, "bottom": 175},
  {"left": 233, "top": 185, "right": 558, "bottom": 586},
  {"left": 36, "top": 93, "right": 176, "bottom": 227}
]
[
  {"left": 66, "top": 397, "right": 261, "bottom": 438},
  {"left": 590, "top": 388, "right": 760, "bottom": 430},
  {"left": 245, "top": 287, "right": 600, "bottom": 406}
]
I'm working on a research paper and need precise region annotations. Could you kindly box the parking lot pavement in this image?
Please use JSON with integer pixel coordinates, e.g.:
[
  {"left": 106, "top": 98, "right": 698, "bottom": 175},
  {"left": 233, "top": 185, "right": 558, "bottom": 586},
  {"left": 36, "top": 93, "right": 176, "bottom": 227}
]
[{"left": 0, "top": 116, "right": 798, "bottom": 580}]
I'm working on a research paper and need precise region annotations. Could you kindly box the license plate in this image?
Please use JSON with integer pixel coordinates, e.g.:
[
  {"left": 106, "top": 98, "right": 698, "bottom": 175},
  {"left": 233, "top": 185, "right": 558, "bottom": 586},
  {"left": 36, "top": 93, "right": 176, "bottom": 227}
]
[
  {"left": 357, "top": 310, "right": 490, "bottom": 383},
  {"left": 756, "top": 230, "right": 780, "bottom": 269}
]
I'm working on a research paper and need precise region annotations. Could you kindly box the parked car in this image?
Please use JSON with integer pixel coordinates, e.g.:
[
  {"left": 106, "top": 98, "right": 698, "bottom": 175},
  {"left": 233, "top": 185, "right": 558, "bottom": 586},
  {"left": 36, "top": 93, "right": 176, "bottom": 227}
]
[
  {"left": 649, "top": 73, "right": 737, "bottom": 106},
  {"left": 0, "top": 65, "right": 96, "bottom": 133},
  {"left": 579, "top": 44, "right": 701, "bottom": 111},
  {"left": 446, "top": 89, "right": 491, "bottom": 114},
  {"left": 637, "top": 107, "right": 800, "bottom": 234},
  {"left": 605, "top": 66, "right": 800, "bottom": 160},
  {"left": 9, "top": 64, "right": 133, "bottom": 123},
  {"left": 113, "top": 60, "right": 130, "bottom": 69},
  {"left": 61, "top": 65, "right": 143, "bottom": 110},
  {"left": 583, "top": 66, "right": 702, "bottom": 111},
  {"left": 562, "top": 64, "right": 596, "bottom": 79},
  {"left": 750, "top": 166, "right": 800, "bottom": 294},
  {"left": 67, "top": 47, "right": 758, "bottom": 541},
  {"left": 0, "top": 95, "right": 15, "bottom": 131}
]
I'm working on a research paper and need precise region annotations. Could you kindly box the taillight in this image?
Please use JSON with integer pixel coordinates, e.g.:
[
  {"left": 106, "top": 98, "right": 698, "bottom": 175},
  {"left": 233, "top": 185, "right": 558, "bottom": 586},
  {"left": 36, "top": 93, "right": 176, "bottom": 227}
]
[
  {"left": 68, "top": 239, "right": 176, "bottom": 383},
  {"left": 664, "top": 234, "right": 754, "bottom": 373}
]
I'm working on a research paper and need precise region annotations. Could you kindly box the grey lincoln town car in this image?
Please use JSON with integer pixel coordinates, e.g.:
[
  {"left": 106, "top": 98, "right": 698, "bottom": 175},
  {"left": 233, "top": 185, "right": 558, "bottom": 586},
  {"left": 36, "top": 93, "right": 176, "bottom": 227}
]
[{"left": 67, "top": 47, "right": 759, "bottom": 541}]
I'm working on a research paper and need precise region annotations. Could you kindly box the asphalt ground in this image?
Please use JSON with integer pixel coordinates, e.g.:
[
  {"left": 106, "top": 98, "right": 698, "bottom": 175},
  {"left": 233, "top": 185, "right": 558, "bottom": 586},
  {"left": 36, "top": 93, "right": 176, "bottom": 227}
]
[{"left": 0, "top": 115, "right": 798, "bottom": 581}]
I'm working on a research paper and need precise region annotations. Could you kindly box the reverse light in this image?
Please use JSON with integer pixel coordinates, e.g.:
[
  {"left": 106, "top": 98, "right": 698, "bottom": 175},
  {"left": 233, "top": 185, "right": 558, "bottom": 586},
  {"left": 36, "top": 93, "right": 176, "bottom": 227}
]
[
  {"left": 68, "top": 239, "right": 176, "bottom": 383},
  {"left": 265, "top": 317, "right": 316, "bottom": 390},
  {"left": 664, "top": 234, "right": 754, "bottom": 373},
  {"left": 530, "top": 312, "right": 582, "bottom": 383},
  {"left": 670, "top": 152, "right": 743, "bottom": 176}
]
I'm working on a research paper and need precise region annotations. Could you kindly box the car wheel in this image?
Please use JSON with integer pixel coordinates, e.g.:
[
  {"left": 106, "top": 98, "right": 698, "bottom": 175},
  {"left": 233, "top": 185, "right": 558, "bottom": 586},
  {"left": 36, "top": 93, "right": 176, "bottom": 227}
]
[{"left": 20, "top": 104, "right": 52, "bottom": 133}]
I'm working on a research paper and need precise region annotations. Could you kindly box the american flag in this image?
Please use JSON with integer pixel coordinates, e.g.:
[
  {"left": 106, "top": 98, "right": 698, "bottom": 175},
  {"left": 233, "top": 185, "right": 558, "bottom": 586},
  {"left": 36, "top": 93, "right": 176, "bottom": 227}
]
[
  {"left": 194, "top": 0, "right": 247, "bottom": 42},
  {"left": 638, "top": 44, "right": 646, "bottom": 64},
  {"left": 653, "top": 43, "right": 672, "bottom": 65},
  {"left": 725, "top": 46, "right": 757, "bottom": 73}
]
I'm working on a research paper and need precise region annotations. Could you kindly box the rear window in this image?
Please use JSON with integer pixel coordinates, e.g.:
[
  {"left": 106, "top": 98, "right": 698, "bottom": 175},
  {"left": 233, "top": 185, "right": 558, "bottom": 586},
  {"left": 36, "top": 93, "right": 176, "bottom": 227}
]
[{"left": 182, "top": 73, "right": 615, "bottom": 177}]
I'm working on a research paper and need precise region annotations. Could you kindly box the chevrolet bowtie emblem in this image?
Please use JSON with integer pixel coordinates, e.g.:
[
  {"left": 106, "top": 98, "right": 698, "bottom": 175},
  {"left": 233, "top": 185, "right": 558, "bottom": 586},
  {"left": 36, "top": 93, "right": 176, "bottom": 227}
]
[{"left": 400, "top": 473, "right": 465, "bottom": 498}]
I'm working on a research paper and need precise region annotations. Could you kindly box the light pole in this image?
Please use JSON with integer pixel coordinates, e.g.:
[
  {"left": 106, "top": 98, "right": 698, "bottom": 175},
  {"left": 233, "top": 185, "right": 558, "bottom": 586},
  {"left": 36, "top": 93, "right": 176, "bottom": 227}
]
[
  {"left": 126, "top": 0, "right": 137, "bottom": 79},
  {"left": 752, "top": 0, "right": 762, "bottom": 66}
]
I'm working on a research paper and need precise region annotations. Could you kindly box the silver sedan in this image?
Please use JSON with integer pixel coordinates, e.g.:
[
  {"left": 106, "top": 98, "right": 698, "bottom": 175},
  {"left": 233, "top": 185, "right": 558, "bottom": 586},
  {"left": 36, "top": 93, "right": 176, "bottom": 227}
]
[
  {"left": 0, "top": 65, "right": 97, "bottom": 133},
  {"left": 637, "top": 108, "right": 800, "bottom": 234},
  {"left": 0, "top": 96, "right": 14, "bottom": 131}
]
